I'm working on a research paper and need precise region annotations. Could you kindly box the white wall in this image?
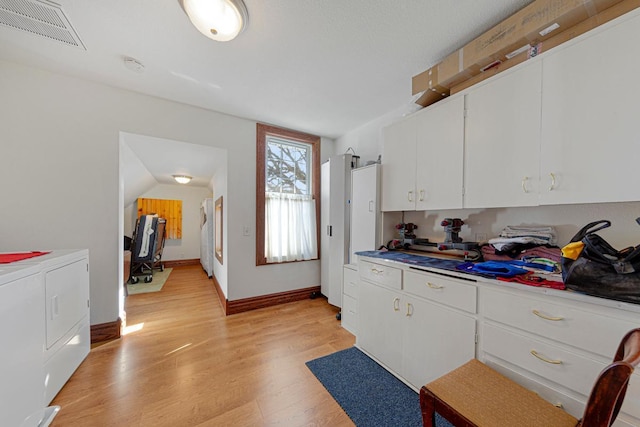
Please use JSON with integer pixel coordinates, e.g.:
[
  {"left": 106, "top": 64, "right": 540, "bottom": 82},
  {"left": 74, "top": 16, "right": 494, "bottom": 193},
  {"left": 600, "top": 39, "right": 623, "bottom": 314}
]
[
  {"left": 336, "top": 102, "right": 640, "bottom": 250},
  {"left": 0, "top": 60, "right": 333, "bottom": 324},
  {"left": 131, "top": 184, "right": 213, "bottom": 261}
]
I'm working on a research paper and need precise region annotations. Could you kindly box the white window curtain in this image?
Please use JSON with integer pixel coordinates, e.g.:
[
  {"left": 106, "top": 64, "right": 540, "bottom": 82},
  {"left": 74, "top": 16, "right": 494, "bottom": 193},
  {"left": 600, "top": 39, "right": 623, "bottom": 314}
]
[{"left": 265, "top": 192, "right": 317, "bottom": 263}]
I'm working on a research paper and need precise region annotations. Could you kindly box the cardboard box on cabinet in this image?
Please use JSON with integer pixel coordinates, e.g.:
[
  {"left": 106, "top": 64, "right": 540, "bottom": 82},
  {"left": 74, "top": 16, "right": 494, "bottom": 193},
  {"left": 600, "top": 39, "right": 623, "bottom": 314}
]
[
  {"left": 412, "top": 0, "right": 626, "bottom": 105},
  {"left": 450, "top": 0, "right": 640, "bottom": 94}
]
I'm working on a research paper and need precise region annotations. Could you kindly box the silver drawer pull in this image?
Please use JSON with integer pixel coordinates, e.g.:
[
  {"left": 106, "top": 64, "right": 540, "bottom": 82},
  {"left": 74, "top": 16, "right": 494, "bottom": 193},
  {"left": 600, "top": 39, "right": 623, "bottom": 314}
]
[
  {"left": 532, "top": 309, "right": 564, "bottom": 321},
  {"left": 393, "top": 297, "right": 400, "bottom": 311},
  {"left": 370, "top": 268, "right": 384, "bottom": 275},
  {"left": 531, "top": 350, "right": 562, "bottom": 365},
  {"left": 427, "top": 282, "right": 444, "bottom": 290}
]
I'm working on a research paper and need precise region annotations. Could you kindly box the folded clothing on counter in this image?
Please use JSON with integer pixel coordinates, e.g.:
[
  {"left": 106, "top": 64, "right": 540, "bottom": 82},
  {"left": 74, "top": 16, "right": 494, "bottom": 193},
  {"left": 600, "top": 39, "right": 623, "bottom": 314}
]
[
  {"left": 488, "top": 225, "right": 558, "bottom": 252},
  {"left": 481, "top": 244, "right": 562, "bottom": 263}
]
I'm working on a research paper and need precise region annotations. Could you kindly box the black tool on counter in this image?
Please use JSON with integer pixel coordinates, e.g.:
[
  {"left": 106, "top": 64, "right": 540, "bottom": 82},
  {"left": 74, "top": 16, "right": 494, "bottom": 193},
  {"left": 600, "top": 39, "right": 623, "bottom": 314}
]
[{"left": 402, "top": 218, "right": 481, "bottom": 261}]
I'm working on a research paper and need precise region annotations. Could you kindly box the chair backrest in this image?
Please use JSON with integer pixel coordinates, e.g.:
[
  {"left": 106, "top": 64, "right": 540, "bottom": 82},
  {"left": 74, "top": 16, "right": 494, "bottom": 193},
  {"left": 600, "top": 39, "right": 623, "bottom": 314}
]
[{"left": 579, "top": 328, "right": 640, "bottom": 427}]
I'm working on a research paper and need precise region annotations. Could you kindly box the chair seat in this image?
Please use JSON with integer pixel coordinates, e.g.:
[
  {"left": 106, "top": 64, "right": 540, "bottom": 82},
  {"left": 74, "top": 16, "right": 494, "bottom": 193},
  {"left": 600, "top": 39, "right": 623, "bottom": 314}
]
[{"left": 425, "top": 359, "right": 579, "bottom": 427}]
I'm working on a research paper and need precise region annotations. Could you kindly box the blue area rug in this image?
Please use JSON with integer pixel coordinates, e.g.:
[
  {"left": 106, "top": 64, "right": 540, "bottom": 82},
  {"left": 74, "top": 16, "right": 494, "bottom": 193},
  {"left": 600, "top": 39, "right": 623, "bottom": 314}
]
[{"left": 306, "top": 347, "right": 452, "bottom": 427}]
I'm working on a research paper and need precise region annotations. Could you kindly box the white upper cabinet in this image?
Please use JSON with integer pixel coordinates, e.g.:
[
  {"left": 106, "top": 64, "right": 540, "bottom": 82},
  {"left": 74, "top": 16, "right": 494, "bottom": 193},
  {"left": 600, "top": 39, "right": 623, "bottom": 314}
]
[
  {"left": 415, "top": 96, "right": 464, "bottom": 211},
  {"left": 540, "top": 10, "right": 640, "bottom": 205},
  {"left": 464, "top": 61, "right": 542, "bottom": 208},
  {"left": 382, "top": 96, "right": 464, "bottom": 211},
  {"left": 381, "top": 115, "right": 417, "bottom": 211}
]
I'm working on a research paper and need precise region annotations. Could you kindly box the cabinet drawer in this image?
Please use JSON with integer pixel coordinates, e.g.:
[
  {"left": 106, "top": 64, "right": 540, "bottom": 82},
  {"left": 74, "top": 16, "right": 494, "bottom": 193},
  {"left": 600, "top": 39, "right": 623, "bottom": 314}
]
[
  {"left": 342, "top": 294, "right": 358, "bottom": 335},
  {"left": 483, "top": 323, "right": 605, "bottom": 395},
  {"left": 404, "top": 270, "right": 477, "bottom": 313},
  {"left": 359, "top": 260, "right": 402, "bottom": 290},
  {"left": 481, "top": 287, "right": 638, "bottom": 358},
  {"left": 483, "top": 355, "right": 585, "bottom": 419},
  {"left": 343, "top": 266, "right": 359, "bottom": 299}
]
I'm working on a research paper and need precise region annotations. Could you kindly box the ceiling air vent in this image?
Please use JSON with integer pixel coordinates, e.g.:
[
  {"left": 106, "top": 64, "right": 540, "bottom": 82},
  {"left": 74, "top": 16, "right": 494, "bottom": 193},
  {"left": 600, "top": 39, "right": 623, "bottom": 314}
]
[{"left": 0, "top": 0, "right": 85, "bottom": 49}]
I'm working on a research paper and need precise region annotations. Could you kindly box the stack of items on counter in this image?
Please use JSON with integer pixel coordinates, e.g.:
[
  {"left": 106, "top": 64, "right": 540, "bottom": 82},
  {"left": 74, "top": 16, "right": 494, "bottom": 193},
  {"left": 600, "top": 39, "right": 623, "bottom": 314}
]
[{"left": 459, "top": 225, "right": 564, "bottom": 290}]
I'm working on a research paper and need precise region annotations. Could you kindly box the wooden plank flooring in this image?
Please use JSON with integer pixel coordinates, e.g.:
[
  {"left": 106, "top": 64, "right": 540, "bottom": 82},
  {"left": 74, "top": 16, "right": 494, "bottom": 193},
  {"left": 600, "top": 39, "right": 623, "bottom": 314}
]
[{"left": 51, "top": 265, "right": 355, "bottom": 426}]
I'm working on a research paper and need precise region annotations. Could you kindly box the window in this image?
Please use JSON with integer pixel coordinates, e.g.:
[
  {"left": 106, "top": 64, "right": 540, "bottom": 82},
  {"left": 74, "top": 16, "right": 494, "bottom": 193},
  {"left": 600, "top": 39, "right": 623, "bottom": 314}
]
[{"left": 256, "top": 123, "right": 320, "bottom": 265}]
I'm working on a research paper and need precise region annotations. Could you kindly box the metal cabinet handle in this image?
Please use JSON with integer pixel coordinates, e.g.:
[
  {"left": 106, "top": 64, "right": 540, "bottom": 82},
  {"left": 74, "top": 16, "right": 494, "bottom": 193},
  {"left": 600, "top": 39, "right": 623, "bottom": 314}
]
[
  {"left": 549, "top": 173, "right": 556, "bottom": 191},
  {"left": 522, "top": 177, "right": 529, "bottom": 193},
  {"left": 371, "top": 268, "right": 384, "bottom": 275},
  {"left": 427, "top": 282, "right": 444, "bottom": 290},
  {"left": 532, "top": 309, "right": 564, "bottom": 321},
  {"left": 406, "top": 303, "right": 413, "bottom": 317},
  {"left": 408, "top": 191, "right": 413, "bottom": 202},
  {"left": 393, "top": 297, "right": 400, "bottom": 311},
  {"left": 530, "top": 350, "right": 562, "bottom": 365},
  {"left": 419, "top": 190, "right": 425, "bottom": 201}
]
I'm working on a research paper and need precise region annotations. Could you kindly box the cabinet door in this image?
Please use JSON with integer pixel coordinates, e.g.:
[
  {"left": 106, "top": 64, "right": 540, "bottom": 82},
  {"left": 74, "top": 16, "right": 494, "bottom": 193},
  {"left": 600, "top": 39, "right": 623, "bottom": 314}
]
[
  {"left": 402, "top": 296, "right": 476, "bottom": 388},
  {"left": 415, "top": 96, "right": 464, "bottom": 210},
  {"left": 540, "top": 11, "right": 640, "bottom": 205},
  {"left": 350, "top": 164, "right": 379, "bottom": 262},
  {"left": 464, "top": 61, "right": 542, "bottom": 208},
  {"left": 381, "top": 116, "right": 417, "bottom": 211},
  {"left": 358, "top": 280, "right": 403, "bottom": 373}
]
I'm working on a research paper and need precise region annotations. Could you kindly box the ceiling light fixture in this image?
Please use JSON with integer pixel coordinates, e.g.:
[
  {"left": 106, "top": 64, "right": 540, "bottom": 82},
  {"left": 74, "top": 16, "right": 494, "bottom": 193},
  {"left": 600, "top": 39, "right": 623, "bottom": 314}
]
[
  {"left": 179, "top": 0, "right": 248, "bottom": 42},
  {"left": 173, "top": 175, "right": 192, "bottom": 184}
]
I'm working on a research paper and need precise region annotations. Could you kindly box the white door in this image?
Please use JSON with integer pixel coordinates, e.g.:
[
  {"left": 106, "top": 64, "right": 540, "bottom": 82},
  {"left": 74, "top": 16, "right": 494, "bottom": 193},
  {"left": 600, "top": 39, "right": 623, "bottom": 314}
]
[
  {"left": 350, "top": 164, "right": 379, "bottom": 263},
  {"left": 320, "top": 161, "right": 331, "bottom": 299},
  {"left": 381, "top": 116, "right": 417, "bottom": 211},
  {"left": 402, "top": 295, "right": 476, "bottom": 388},
  {"left": 358, "top": 280, "right": 403, "bottom": 373},
  {"left": 464, "top": 61, "right": 542, "bottom": 208},
  {"left": 415, "top": 96, "right": 465, "bottom": 210},
  {"left": 540, "top": 11, "right": 640, "bottom": 205}
]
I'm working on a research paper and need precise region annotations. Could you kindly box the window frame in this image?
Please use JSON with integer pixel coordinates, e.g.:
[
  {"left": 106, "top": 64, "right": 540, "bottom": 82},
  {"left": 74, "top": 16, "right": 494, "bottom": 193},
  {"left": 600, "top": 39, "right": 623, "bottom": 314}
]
[{"left": 256, "top": 123, "right": 321, "bottom": 266}]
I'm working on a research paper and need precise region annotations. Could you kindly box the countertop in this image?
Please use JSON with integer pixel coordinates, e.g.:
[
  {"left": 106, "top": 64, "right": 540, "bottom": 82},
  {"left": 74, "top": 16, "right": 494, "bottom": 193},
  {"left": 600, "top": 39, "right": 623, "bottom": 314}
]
[{"left": 355, "top": 250, "right": 640, "bottom": 314}]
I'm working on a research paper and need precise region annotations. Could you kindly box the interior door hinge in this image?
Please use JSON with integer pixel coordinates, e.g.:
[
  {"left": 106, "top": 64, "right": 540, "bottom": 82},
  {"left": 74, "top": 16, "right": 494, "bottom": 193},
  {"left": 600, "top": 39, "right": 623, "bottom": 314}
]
[{"left": 475, "top": 333, "right": 479, "bottom": 344}]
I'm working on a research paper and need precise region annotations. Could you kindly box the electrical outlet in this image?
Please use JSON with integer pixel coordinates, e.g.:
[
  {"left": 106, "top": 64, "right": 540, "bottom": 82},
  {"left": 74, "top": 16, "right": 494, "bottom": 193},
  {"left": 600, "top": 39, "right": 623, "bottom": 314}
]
[{"left": 475, "top": 233, "right": 488, "bottom": 243}]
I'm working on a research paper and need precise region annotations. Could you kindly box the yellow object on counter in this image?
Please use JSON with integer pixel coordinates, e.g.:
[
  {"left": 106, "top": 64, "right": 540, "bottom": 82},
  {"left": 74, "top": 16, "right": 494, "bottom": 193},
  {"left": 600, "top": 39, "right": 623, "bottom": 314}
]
[{"left": 561, "top": 241, "right": 585, "bottom": 260}]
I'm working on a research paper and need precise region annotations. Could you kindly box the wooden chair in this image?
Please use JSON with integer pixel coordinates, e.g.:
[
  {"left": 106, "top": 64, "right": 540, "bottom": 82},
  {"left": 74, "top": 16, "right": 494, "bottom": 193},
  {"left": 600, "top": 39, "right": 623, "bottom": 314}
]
[{"left": 420, "top": 328, "right": 640, "bottom": 427}]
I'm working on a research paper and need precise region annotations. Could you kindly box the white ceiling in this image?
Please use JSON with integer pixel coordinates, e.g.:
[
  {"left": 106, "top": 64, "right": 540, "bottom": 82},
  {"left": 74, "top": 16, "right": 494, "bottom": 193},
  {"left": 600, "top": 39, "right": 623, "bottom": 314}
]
[{"left": 0, "top": 0, "right": 534, "bottom": 140}]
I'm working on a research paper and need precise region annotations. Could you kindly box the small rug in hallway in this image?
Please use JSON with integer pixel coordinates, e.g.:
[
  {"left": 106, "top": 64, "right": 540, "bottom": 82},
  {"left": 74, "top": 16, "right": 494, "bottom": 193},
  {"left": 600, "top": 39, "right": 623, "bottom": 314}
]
[
  {"left": 126, "top": 268, "right": 172, "bottom": 295},
  {"left": 306, "top": 347, "right": 453, "bottom": 427}
]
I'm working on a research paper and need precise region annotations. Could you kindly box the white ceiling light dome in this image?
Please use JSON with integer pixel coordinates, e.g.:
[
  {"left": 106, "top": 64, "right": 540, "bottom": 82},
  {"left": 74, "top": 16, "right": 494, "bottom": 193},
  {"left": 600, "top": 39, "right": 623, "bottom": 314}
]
[
  {"left": 179, "top": 0, "right": 248, "bottom": 42},
  {"left": 173, "top": 175, "right": 192, "bottom": 184}
]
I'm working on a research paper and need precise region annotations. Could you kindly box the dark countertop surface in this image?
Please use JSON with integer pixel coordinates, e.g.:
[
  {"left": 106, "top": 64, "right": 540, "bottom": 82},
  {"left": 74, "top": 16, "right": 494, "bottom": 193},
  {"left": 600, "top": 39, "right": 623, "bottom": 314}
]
[{"left": 355, "top": 250, "right": 466, "bottom": 273}]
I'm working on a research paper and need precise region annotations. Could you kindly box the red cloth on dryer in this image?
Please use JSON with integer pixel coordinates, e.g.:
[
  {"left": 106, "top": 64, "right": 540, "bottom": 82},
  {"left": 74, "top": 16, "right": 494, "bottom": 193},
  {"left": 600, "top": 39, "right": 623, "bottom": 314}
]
[{"left": 0, "top": 251, "right": 50, "bottom": 264}]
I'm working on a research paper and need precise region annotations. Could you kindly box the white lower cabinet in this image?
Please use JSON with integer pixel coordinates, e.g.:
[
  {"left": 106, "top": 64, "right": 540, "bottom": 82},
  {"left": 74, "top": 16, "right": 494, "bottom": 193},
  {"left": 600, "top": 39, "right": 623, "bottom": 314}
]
[
  {"left": 358, "top": 279, "right": 404, "bottom": 373},
  {"left": 357, "top": 255, "right": 640, "bottom": 426},
  {"left": 357, "top": 261, "right": 477, "bottom": 389},
  {"left": 341, "top": 264, "right": 359, "bottom": 335},
  {"left": 478, "top": 285, "right": 640, "bottom": 426},
  {"left": 402, "top": 293, "right": 476, "bottom": 387}
]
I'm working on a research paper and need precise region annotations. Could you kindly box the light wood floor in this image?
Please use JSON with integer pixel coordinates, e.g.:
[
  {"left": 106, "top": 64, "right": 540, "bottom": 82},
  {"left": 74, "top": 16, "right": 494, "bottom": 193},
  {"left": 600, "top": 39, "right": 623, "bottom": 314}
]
[{"left": 51, "top": 265, "right": 356, "bottom": 426}]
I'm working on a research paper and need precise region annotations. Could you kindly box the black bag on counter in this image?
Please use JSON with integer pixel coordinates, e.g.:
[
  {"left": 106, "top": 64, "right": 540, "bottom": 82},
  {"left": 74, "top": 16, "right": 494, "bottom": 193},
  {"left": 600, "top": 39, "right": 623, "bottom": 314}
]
[{"left": 561, "top": 219, "right": 640, "bottom": 304}]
